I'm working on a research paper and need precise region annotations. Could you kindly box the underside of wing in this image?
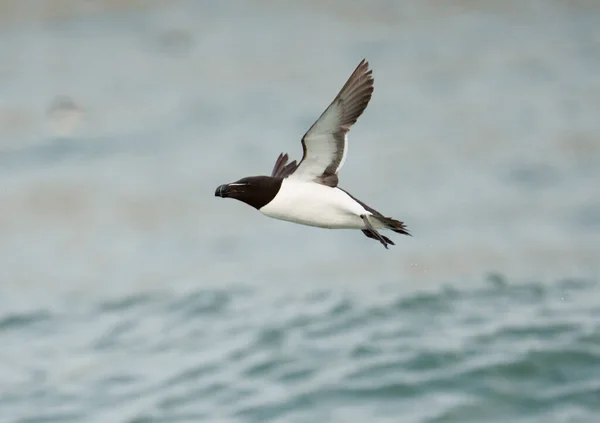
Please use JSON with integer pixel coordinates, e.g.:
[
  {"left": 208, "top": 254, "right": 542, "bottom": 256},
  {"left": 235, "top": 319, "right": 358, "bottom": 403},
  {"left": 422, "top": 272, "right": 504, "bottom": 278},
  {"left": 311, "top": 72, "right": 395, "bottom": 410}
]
[{"left": 289, "top": 59, "right": 374, "bottom": 187}]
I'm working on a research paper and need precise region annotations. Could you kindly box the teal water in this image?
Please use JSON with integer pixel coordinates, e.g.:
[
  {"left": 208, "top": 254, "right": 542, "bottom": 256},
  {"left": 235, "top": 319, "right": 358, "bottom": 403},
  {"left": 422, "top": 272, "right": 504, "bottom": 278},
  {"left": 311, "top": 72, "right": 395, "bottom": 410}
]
[
  {"left": 1, "top": 1, "right": 600, "bottom": 422},
  {"left": 1, "top": 278, "right": 599, "bottom": 422}
]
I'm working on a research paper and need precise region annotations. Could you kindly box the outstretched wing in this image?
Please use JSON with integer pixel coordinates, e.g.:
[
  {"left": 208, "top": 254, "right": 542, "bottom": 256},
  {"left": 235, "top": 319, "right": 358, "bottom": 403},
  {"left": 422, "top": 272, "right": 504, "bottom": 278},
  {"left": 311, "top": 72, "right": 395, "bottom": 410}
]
[{"left": 288, "top": 59, "right": 374, "bottom": 187}]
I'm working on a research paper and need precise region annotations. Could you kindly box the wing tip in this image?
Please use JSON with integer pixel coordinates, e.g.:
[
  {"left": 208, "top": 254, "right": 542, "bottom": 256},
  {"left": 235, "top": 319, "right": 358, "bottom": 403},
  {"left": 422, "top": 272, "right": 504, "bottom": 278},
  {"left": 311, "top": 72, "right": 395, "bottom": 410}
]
[
  {"left": 347, "top": 58, "right": 374, "bottom": 91},
  {"left": 271, "top": 152, "right": 298, "bottom": 178},
  {"left": 355, "top": 58, "right": 372, "bottom": 78}
]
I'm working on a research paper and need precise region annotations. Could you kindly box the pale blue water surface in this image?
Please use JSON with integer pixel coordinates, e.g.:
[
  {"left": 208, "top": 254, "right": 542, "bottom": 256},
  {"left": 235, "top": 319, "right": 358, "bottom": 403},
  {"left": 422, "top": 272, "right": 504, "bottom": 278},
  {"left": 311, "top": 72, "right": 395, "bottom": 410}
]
[{"left": 0, "top": 1, "right": 599, "bottom": 422}]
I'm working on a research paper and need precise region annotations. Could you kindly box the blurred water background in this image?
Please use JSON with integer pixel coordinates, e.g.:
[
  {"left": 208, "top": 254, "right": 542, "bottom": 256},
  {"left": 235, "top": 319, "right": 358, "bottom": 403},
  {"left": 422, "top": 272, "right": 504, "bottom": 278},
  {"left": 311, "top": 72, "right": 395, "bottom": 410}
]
[{"left": 1, "top": 1, "right": 599, "bottom": 422}]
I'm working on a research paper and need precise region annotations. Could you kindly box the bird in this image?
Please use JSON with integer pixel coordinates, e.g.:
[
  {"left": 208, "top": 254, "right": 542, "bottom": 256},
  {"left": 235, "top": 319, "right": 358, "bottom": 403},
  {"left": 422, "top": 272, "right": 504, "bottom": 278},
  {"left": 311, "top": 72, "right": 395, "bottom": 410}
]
[{"left": 214, "top": 59, "right": 410, "bottom": 248}]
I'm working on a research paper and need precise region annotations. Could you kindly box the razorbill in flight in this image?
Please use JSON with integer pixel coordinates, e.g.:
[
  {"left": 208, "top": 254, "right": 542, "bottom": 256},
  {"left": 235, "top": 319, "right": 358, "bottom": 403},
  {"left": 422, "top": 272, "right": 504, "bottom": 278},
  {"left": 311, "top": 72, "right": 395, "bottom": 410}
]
[{"left": 215, "top": 59, "right": 410, "bottom": 248}]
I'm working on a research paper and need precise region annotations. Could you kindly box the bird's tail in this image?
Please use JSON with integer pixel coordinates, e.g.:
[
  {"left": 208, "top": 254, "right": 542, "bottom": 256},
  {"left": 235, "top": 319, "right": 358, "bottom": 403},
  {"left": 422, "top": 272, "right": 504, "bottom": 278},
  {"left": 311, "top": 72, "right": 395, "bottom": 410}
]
[{"left": 372, "top": 215, "right": 411, "bottom": 236}]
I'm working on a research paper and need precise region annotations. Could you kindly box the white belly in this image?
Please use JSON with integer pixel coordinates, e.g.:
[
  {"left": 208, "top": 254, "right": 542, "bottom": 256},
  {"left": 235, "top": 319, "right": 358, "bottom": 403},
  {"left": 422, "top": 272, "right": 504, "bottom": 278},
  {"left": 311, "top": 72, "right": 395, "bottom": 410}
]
[{"left": 259, "top": 180, "right": 371, "bottom": 229}]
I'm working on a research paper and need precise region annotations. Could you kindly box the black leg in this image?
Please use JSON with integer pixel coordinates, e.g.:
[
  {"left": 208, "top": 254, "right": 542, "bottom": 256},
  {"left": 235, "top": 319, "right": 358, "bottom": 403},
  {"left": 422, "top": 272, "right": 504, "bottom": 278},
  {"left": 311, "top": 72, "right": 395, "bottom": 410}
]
[
  {"left": 361, "top": 215, "right": 394, "bottom": 249},
  {"left": 361, "top": 230, "right": 394, "bottom": 246}
]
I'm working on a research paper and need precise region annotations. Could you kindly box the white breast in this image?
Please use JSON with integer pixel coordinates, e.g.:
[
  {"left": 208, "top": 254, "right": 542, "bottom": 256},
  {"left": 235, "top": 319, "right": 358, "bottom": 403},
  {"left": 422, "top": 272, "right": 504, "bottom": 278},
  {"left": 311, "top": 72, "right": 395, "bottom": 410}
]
[{"left": 259, "top": 179, "right": 370, "bottom": 229}]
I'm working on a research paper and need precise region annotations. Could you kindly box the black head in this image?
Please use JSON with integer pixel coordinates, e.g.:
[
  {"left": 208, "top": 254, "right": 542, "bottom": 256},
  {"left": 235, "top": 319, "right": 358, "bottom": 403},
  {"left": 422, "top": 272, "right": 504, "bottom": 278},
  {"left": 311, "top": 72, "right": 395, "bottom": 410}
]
[{"left": 214, "top": 176, "right": 282, "bottom": 210}]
